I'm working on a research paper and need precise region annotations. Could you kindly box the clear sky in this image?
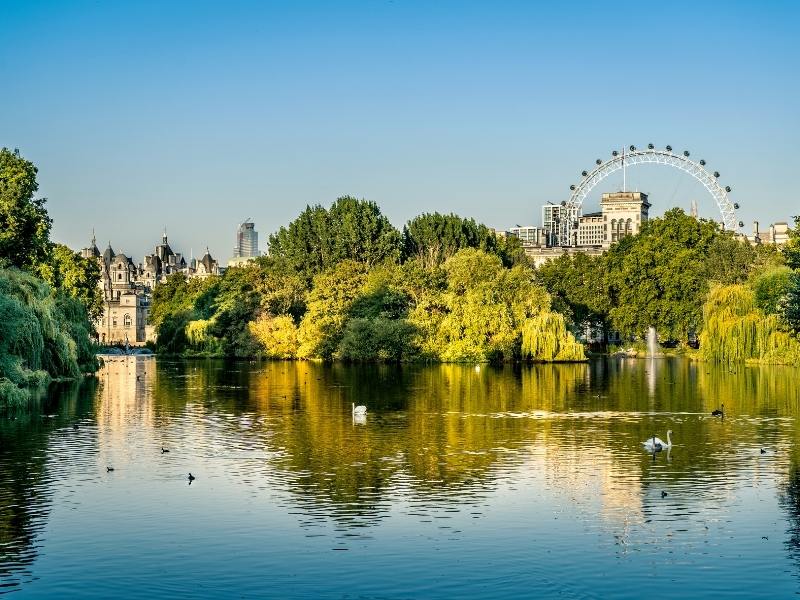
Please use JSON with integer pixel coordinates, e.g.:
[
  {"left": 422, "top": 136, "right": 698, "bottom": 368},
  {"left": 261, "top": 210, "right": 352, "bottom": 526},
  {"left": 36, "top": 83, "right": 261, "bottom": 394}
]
[{"left": 1, "top": 0, "right": 797, "bottom": 261}]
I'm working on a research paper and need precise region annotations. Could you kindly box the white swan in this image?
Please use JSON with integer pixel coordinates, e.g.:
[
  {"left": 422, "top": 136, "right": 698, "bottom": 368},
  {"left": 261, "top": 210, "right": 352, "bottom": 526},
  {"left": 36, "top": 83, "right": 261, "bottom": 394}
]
[
  {"left": 352, "top": 403, "right": 367, "bottom": 416},
  {"left": 643, "top": 430, "right": 673, "bottom": 451}
]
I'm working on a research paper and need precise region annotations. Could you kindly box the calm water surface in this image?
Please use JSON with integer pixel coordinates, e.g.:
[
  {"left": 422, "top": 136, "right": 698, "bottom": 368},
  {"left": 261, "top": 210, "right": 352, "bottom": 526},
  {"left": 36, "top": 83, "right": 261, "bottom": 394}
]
[{"left": 2, "top": 358, "right": 800, "bottom": 598}]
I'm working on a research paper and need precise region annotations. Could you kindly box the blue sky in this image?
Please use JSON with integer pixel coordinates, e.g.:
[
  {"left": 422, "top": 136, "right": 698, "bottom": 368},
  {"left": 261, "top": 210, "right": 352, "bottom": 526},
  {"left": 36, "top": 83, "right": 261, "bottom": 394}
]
[{"left": 1, "top": 1, "right": 797, "bottom": 261}]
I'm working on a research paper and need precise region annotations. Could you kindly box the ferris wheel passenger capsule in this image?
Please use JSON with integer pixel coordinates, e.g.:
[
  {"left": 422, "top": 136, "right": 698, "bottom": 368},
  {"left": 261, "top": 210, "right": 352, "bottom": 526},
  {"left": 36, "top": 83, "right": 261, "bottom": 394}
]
[
  {"left": 700, "top": 159, "right": 706, "bottom": 165},
  {"left": 648, "top": 143, "right": 654, "bottom": 149},
  {"left": 582, "top": 170, "right": 588, "bottom": 177},
  {"left": 612, "top": 150, "right": 618, "bottom": 157},
  {"left": 734, "top": 203, "right": 740, "bottom": 209},
  {"left": 570, "top": 185, "right": 576, "bottom": 191},
  {"left": 666, "top": 145, "right": 672, "bottom": 152},
  {"left": 738, "top": 221, "right": 744, "bottom": 228},
  {"left": 596, "top": 159, "right": 602, "bottom": 165},
  {"left": 725, "top": 186, "right": 732, "bottom": 192},
  {"left": 629, "top": 145, "right": 636, "bottom": 151},
  {"left": 683, "top": 150, "right": 690, "bottom": 157},
  {"left": 714, "top": 171, "right": 720, "bottom": 178}
]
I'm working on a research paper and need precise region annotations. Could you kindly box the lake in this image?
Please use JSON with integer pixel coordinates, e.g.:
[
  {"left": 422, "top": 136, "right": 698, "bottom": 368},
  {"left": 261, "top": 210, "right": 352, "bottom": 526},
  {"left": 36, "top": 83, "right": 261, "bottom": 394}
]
[{"left": 1, "top": 357, "right": 799, "bottom": 598}]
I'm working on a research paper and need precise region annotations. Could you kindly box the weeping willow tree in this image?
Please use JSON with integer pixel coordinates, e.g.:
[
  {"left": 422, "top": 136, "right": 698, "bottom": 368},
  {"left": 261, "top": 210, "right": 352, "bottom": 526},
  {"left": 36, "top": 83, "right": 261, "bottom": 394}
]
[
  {"left": 185, "top": 318, "right": 223, "bottom": 355},
  {"left": 699, "top": 284, "right": 800, "bottom": 365},
  {"left": 521, "top": 311, "right": 586, "bottom": 362},
  {"left": 0, "top": 268, "right": 98, "bottom": 407}
]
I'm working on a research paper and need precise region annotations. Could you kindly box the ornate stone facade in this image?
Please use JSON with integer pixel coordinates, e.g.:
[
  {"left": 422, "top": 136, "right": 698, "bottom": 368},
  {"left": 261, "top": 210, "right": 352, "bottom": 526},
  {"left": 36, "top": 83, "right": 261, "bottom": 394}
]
[{"left": 80, "top": 232, "right": 220, "bottom": 345}]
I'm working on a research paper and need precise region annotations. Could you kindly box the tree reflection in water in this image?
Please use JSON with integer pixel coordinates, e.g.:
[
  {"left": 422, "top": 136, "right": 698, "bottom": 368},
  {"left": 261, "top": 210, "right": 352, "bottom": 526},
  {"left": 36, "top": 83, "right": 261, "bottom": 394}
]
[
  {"left": 0, "top": 378, "right": 96, "bottom": 592},
  {"left": 2, "top": 358, "right": 800, "bottom": 596}
]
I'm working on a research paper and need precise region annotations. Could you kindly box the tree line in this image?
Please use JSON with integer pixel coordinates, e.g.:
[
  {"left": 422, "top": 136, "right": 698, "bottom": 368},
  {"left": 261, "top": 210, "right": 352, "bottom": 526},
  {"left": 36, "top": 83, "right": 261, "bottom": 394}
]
[
  {"left": 152, "top": 197, "right": 584, "bottom": 362},
  {"left": 535, "top": 208, "right": 800, "bottom": 363},
  {"left": 0, "top": 148, "right": 102, "bottom": 406}
]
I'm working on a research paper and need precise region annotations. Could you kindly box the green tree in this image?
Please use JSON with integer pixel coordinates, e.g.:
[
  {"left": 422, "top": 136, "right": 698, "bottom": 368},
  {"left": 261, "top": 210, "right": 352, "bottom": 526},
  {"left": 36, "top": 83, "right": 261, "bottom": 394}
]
[
  {"left": 535, "top": 252, "right": 611, "bottom": 336},
  {"left": 780, "top": 217, "right": 800, "bottom": 333},
  {"left": 408, "top": 249, "right": 556, "bottom": 362},
  {"left": 0, "top": 148, "right": 52, "bottom": 270},
  {"left": 338, "top": 317, "right": 416, "bottom": 361},
  {"left": 39, "top": 244, "right": 102, "bottom": 320},
  {"left": 783, "top": 216, "right": 800, "bottom": 270},
  {"left": 783, "top": 272, "right": 800, "bottom": 334},
  {"left": 605, "top": 208, "right": 718, "bottom": 342},
  {"left": 705, "top": 231, "right": 756, "bottom": 285},
  {"left": 251, "top": 256, "right": 307, "bottom": 321},
  {"left": 402, "top": 212, "right": 521, "bottom": 267},
  {"left": 297, "top": 261, "right": 369, "bottom": 359},
  {"left": 150, "top": 273, "right": 219, "bottom": 353},
  {"left": 752, "top": 266, "right": 793, "bottom": 316},
  {"left": 248, "top": 315, "right": 299, "bottom": 358},
  {"left": 0, "top": 268, "right": 98, "bottom": 406},
  {"left": 268, "top": 196, "right": 402, "bottom": 279}
]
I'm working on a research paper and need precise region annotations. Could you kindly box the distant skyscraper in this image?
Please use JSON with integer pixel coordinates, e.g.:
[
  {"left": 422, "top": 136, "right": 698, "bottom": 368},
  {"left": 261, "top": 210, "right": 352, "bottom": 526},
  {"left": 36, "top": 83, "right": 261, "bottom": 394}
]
[{"left": 234, "top": 220, "right": 259, "bottom": 258}]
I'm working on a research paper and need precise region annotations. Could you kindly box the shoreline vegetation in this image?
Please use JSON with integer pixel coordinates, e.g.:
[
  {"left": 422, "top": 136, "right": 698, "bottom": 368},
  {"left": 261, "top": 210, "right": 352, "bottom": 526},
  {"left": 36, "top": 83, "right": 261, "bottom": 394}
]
[
  {"left": 1, "top": 148, "right": 101, "bottom": 407},
  {"left": 3, "top": 149, "right": 800, "bottom": 406},
  {"left": 152, "top": 199, "right": 800, "bottom": 367}
]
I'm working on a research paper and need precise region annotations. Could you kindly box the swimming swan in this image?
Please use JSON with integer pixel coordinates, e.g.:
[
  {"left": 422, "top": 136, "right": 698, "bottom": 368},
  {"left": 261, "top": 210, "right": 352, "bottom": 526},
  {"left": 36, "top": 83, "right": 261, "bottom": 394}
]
[
  {"left": 711, "top": 404, "right": 724, "bottom": 417},
  {"left": 643, "top": 430, "right": 673, "bottom": 451},
  {"left": 352, "top": 403, "right": 367, "bottom": 416}
]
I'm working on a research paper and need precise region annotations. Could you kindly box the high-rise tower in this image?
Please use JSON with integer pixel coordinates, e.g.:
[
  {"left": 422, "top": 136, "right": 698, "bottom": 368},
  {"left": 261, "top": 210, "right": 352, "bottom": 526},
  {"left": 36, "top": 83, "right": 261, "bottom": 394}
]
[{"left": 234, "top": 220, "right": 259, "bottom": 258}]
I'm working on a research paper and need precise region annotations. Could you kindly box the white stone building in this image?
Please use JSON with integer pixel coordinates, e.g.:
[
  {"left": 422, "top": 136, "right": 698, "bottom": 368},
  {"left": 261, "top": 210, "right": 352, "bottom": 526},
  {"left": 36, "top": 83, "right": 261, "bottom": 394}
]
[{"left": 81, "top": 232, "right": 220, "bottom": 345}]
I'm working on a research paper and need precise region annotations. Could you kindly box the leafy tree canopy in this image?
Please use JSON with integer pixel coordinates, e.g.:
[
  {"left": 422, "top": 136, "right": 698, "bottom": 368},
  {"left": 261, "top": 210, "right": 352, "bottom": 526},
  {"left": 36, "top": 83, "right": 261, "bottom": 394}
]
[
  {"left": 403, "top": 212, "right": 523, "bottom": 267},
  {"left": 604, "top": 208, "right": 718, "bottom": 340},
  {"left": 39, "top": 244, "right": 103, "bottom": 320},
  {"left": 783, "top": 216, "right": 800, "bottom": 271},
  {"left": 535, "top": 252, "right": 610, "bottom": 333},
  {"left": 0, "top": 148, "right": 52, "bottom": 270},
  {"left": 268, "top": 196, "right": 402, "bottom": 279}
]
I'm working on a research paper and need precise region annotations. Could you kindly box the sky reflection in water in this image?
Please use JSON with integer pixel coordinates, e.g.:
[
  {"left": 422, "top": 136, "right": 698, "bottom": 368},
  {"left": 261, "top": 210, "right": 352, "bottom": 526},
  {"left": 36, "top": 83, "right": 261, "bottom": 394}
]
[{"left": 1, "top": 357, "right": 799, "bottom": 598}]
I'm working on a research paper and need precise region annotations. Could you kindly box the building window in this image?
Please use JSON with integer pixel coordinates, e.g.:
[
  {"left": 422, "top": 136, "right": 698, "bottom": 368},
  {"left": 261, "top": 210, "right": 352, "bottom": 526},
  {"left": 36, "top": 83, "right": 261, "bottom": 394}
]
[
  {"left": 112, "top": 316, "right": 118, "bottom": 327},
  {"left": 118, "top": 273, "right": 122, "bottom": 280},
  {"left": 124, "top": 314, "right": 131, "bottom": 328}
]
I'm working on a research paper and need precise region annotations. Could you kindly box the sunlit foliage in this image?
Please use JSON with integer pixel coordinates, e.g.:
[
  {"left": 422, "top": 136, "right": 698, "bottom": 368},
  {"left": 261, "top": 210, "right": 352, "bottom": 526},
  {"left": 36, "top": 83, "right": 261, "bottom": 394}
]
[
  {"left": 402, "top": 212, "right": 524, "bottom": 268},
  {"left": 0, "top": 268, "right": 97, "bottom": 406},
  {"left": 522, "top": 311, "right": 586, "bottom": 361},
  {"left": 268, "top": 196, "right": 402, "bottom": 280},
  {"left": 249, "top": 315, "right": 299, "bottom": 359},
  {"left": 699, "top": 284, "right": 800, "bottom": 365},
  {"left": 0, "top": 148, "right": 52, "bottom": 271}
]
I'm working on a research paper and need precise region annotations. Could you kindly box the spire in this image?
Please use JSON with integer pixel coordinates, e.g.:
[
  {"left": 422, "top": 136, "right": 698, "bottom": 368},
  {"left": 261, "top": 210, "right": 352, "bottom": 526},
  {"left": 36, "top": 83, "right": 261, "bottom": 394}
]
[
  {"left": 162, "top": 227, "right": 168, "bottom": 244},
  {"left": 91, "top": 228, "right": 96, "bottom": 247}
]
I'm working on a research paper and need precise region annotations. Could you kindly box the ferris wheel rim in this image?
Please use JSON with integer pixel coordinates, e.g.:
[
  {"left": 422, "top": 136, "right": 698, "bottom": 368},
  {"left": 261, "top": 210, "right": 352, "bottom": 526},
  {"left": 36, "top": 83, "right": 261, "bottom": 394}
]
[{"left": 560, "top": 147, "right": 738, "bottom": 245}]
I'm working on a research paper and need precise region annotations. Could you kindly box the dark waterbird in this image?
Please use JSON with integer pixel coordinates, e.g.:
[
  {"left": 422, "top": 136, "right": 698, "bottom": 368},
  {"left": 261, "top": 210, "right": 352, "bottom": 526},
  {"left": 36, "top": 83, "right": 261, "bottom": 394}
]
[
  {"left": 761, "top": 448, "right": 767, "bottom": 454},
  {"left": 72, "top": 423, "right": 79, "bottom": 430},
  {"left": 661, "top": 491, "right": 668, "bottom": 498},
  {"left": 106, "top": 466, "right": 114, "bottom": 472},
  {"left": 712, "top": 404, "right": 724, "bottom": 417},
  {"left": 161, "top": 447, "right": 170, "bottom": 454},
  {"left": 188, "top": 473, "right": 196, "bottom": 482}
]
